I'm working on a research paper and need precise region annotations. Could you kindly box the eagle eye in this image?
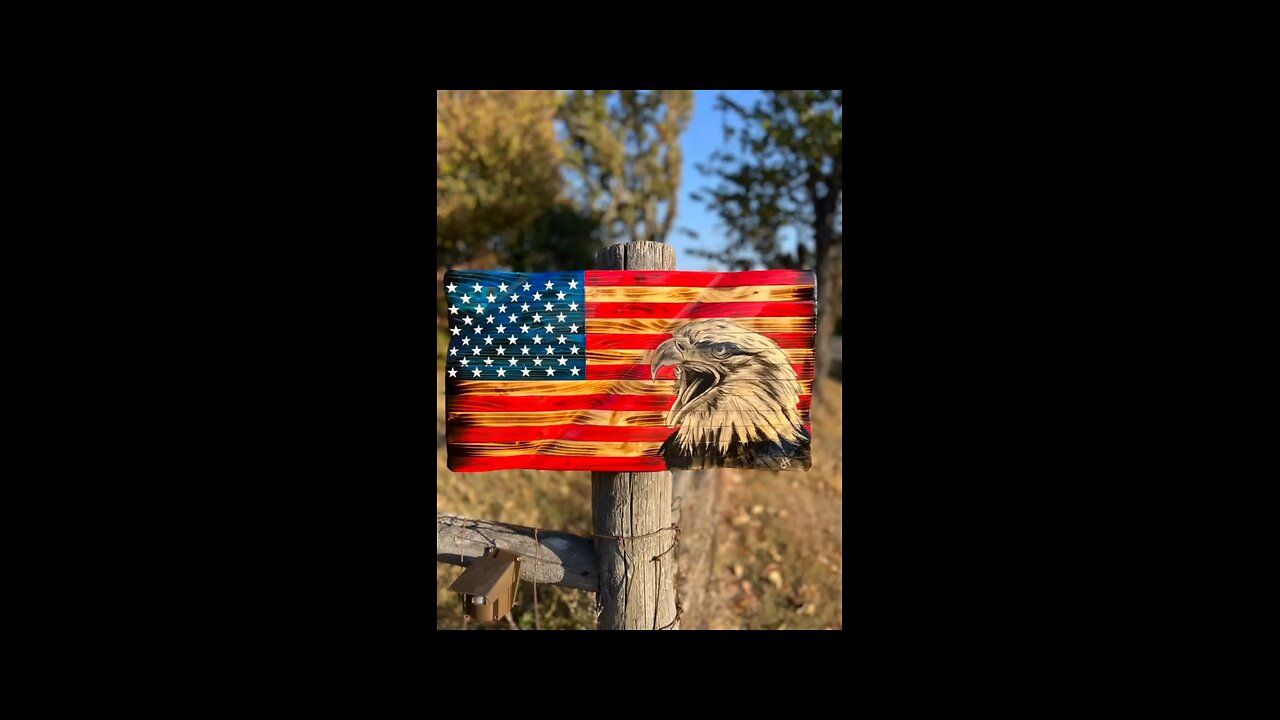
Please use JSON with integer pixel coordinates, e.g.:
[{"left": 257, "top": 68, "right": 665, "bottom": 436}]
[{"left": 710, "top": 343, "right": 736, "bottom": 358}]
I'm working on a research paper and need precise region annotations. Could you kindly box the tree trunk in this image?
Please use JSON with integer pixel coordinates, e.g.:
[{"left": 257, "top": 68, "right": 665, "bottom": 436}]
[
  {"left": 811, "top": 163, "right": 841, "bottom": 399},
  {"left": 813, "top": 226, "right": 839, "bottom": 398}
]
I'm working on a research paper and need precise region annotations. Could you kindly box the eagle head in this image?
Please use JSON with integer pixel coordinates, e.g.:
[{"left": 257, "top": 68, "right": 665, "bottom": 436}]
[{"left": 649, "top": 319, "right": 808, "bottom": 466}]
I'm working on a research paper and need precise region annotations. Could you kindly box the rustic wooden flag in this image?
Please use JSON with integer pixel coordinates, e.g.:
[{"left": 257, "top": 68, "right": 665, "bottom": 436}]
[{"left": 444, "top": 270, "right": 815, "bottom": 472}]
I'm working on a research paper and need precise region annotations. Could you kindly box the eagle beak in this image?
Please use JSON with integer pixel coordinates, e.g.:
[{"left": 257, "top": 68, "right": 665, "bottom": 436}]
[{"left": 650, "top": 338, "right": 683, "bottom": 381}]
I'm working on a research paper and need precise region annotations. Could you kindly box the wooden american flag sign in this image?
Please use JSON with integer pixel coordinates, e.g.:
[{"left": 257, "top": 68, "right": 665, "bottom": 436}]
[{"left": 444, "top": 269, "right": 815, "bottom": 472}]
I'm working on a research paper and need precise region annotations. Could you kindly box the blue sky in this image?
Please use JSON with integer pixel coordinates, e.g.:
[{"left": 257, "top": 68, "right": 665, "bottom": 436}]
[{"left": 668, "top": 90, "right": 763, "bottom": 271}]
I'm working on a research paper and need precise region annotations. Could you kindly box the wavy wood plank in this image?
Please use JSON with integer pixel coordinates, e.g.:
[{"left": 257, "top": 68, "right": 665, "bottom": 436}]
[
  {"left": 446, "top": 440, "right": 664, "bottom": 457},
  {"left": 586, "top": 317, "right": 815, "bottom": 334},
  {"left": 586, "top": 332, "right": 815, "bottom": 350},
  {"left": 589, "top": 362, "right": 814, "bottom": 381},
  {"left": 449, "top": 456, "right": 667, "bottom": 472},
  {"left": 585, "top": 269, "right": 814, "bottom": 287},
  {"left": 586, "top": 301, "right": 814, "bottom": 319},
  {"left": 587, "top": 348, "right": 814, "bottom": 364},
  {"left": 584, "top": 285, "right": 814, "bottom": 303},
  {"left": 449, "top": 425, "right": 677, "bottom": 443},
  {"left": 446, "top": 409, "right": 668, "bottom": 427}
]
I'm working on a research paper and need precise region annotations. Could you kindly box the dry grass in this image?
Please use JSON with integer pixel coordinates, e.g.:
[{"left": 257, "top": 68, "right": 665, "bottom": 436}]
[{"left": 436, "top": 369, "right": 842, "bottom": 630}]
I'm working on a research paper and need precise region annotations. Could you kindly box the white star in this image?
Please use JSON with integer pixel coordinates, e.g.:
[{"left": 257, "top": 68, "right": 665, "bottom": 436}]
[
  {"left": 521, "top": 303, "right": 531, "bottom": 312},
  {"left": 544, "top": 302, "right": 555, "bottom": 311},
  {"left": 497, "top": 347, "right": 505, "bottom": 355},
  {"left": 568, "top": 302, "right": 579, "bottom": 311},
  {"left": 498, "top": 305, "right": 507, "bottom": 314},
  {"left": 483, "top": 358, "right": 494, "bottom": 366},
  {"left": 472, "top": 283, "right": 483, "bottom": 293},
  {"left": 472, "top": 347, "right": 481, "bottom": 355},
  {"left": 460, "top": 294, "right": 471, "bottom": 304},
  {"left": 485, "top": 315, "right": 494, "bottom": 324},
  {"left": 510, "top": 294, "right": 520, "bottom": 302},
  {"left": 557, "top": 313, "right": 567, "bottom": 322},
  {"left": 556, "top": 291, "right": 566, "bottom": 300},
  {"left": 558, "top": 335, "right": 567, "bottom": 344},
  {"left": 484, "top": 336, "right": 493, "bottom": 345},
  {"left": 508, "top": 314, "right": 519, "bottom": 323},
  {"left": 532, "top": 335, "right": 542, "bottom": 345},
  {"left": 509, "top": 358, "right": 518, "bottom": 366},
  {"left": 450, "top": 327, "right": 460, "bottom": 336},
  {"left": 546, "top": 346, "right": 555, "bottom": 355},
  {"left": 508, "top": 336, "right": 518, "bottom": 345},
  {"left": 568, "top": 323, "right": 579, "bottom": 333},
  {"left": 446, "top": 282, "right": 458, "bottom": 293},
  {"left": 461, "top": 337, "right": 470, "bottom": 346},
  {"left": 522, "top": 282, "right": 531, "bottom": 291},
  {"left": 521, "top": 367, "right": 531, "bottom": 376},
  {"left": 450, "top": 347, "right": 458, "bottom": 356},
  {"left": 567, "top": 279, "right": 578, "bottom": 289},
  {"left": 546, "top": 367, "right": 555, "bottom": 376},
  {"left": 534, "top": 357, "right": 543, "bottom": 366},
  {"left": 486, "top": 293, "right": 496, "bottom": 303},
  {"left": 495, "top": 325, "right": 506, "bottom": 334},
  {"left": 521, "top": 347, "right": 530, "bottom": 355},
  {"left": 543, "top": 325, "right": 556, "bottom": 334},
  {"left": 520, "top": 324, "right": 530, "bottom": 334},
  {"left": 545, "top": 281, "right": 554, "bottom": 290},
  {"left": 498, "top": 282, "right": 508, "bottom": 293},
  {"left": 533, "top": 291, "right": 542, "bottom": 301},
  {"left": 449, "top": 305, "right": 459, "bottom": 315},
  {"left": 472, "top": 367, "right": 482, "bottom": 377},
  {"left": 558, "top": 357, "right": 567, "bottom": 366},
  {"left": 532, "top": 313, "right": 542, "bottom": 323},
  {"left": 570, "top": 345, "right": 579, "bottom": 355},
  {"left": 570, "top": 366, "right": 580, "bottom": 376},
  {"left": 496, "top": 368, "right": 506, "bottom": 377},
  {"left": 460, "top": 357, "right": 469, "bottom": 365},
  {"left": 448, "top": 368, "right": 458, "bottom": 377},
  {"left": 474, "top": 326, "right": 483, "bottom": 334},
  {"left": 476, "top": 305, "right": 486, "bottom": 314},
  {"left": 462, "top": 316, "right": 473, "bottom": 326}
]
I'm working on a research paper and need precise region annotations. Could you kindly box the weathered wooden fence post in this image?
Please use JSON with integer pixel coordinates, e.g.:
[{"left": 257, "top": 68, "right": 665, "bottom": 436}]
[{"left": 593, "top": 241, "right": 679, "bottom": 630}]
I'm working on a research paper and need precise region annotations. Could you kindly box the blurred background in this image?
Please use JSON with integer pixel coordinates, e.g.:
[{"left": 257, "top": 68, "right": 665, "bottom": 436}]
[{"left": 437, "top": 90, "right": 842, "bottom": 629}]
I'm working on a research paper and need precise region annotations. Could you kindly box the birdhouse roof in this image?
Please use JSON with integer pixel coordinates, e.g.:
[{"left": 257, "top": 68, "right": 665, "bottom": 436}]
[{"left": 448, "top": 549, "right": 521, "bottom": 596}]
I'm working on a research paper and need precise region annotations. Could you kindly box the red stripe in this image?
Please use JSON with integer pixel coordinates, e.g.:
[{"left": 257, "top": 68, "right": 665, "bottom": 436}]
[
  {"left": 450, "top": 418, "right": 813, "bottom": 444},
  {"left": 447, "top": 455, "right": 668, "bottom": 472},
  {"left": 449, "top": 425, "right": 675, "bottom": 443},
  {"left": 586, "top": 301, "right": 813, "bottom": 319},
  {"left": 804, "top": 424, "right": 812, "bottom": 435},
  {"left": 447, "top": 394, "right": 675, "bottom": 412},
  {"left": 590, "top": 364, "right": 812, "bottom": 380},
  {"left": 586, "top": 332, "right": 815, "bottom": 350},
  {"left": 585, "top": 270, "right": 814, "bottom": 287},
  {"left": 447, "top": 393, "right": 812, "bottom": 412}
]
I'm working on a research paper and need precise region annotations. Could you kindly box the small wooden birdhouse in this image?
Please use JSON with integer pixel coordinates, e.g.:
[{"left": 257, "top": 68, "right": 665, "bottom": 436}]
[{"left": 448, "top": 547, "right": 522, "bottom": 622}]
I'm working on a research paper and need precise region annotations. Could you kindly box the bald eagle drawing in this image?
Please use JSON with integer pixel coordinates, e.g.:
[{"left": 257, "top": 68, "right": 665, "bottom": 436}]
[{"left": 649, "top": 319, "right": 811, "bottom": 471}]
